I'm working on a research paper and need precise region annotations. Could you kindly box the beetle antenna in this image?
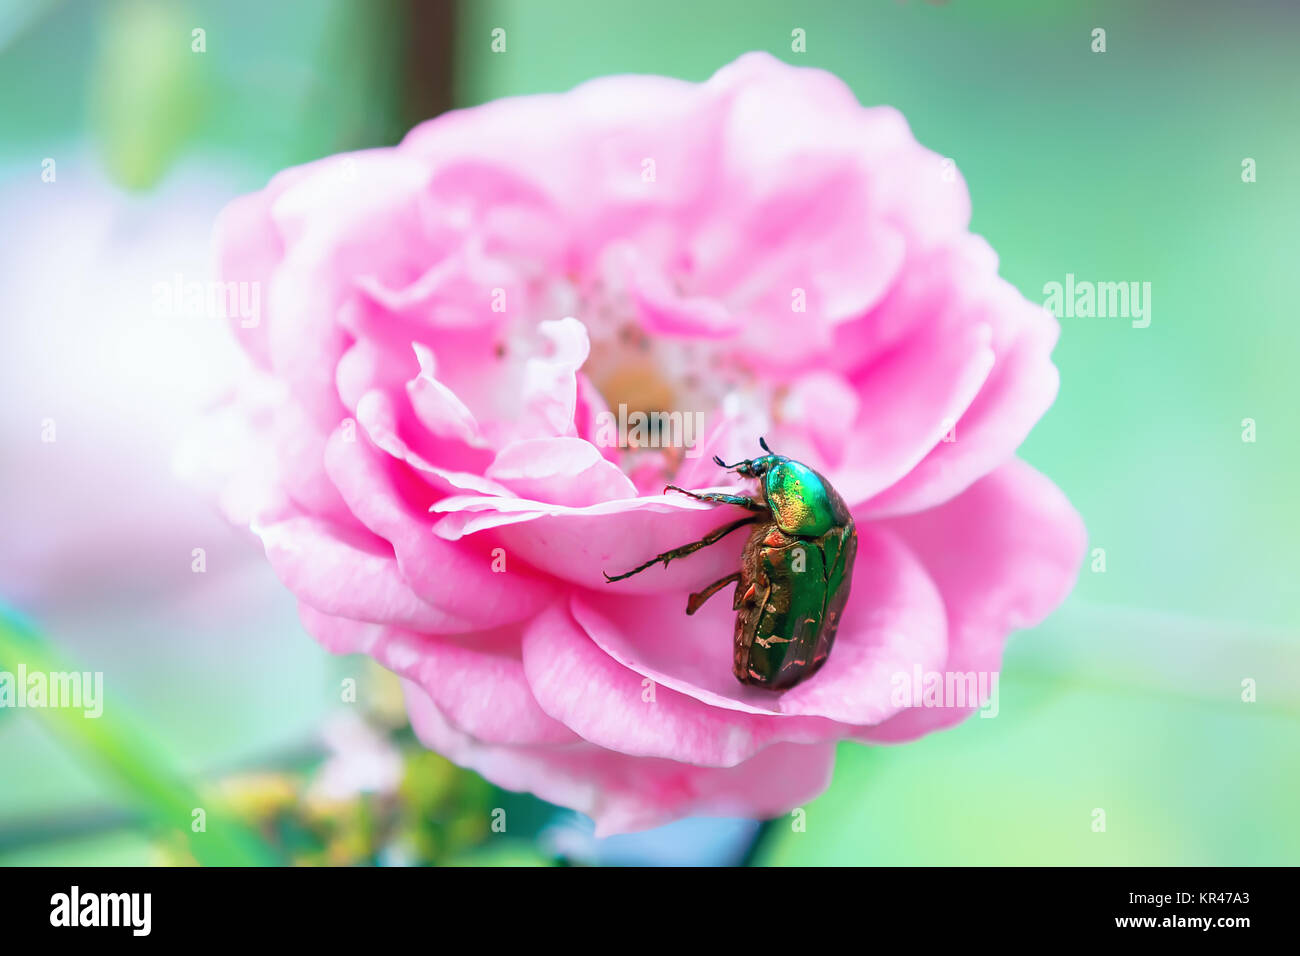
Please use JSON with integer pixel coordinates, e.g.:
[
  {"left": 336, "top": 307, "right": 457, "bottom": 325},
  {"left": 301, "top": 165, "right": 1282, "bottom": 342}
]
[
  {"left": 758, "top": 436, "right": 772, "bottom": 454},
  {"left": 713, "top": 455, "right": 745, "bottom": 470}
]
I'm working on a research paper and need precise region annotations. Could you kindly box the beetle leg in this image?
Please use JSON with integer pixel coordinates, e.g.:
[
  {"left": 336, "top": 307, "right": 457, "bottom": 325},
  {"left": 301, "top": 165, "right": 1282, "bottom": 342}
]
[
  {"left": 664, "top": 486, "right": 766, "bottom": 512},
  {"left": 685, "top": 572, "right": 742, "bottom": 615},
  {"left": 603, "top": 516, "right": 759, "bottom": 583},
  {"left": 749, "top": 583, "right": 774, "bottom": 646}
]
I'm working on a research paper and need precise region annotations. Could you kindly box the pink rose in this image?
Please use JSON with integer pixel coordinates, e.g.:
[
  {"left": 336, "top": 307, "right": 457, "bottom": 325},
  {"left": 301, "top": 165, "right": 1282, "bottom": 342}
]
[{"left": 205, "top": 53, "right": 1085, "bottom": 835}]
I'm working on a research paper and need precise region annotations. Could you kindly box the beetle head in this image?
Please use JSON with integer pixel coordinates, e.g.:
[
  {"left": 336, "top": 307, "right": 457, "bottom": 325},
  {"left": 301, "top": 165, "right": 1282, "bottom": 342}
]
[{"left": 713, "top": 437, "right": 783, "bottom": 478}]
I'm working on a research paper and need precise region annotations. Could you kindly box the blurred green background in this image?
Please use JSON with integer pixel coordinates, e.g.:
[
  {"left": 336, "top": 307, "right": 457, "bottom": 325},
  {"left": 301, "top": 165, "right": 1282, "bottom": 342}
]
[{"left": 1, "top": 0, "right": 1296, "bottom": 865}]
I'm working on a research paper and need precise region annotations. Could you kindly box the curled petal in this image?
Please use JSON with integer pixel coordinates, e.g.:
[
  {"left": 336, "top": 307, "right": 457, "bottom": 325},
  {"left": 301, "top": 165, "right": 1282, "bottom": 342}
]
[
  {"left": 355, "top": 389, "right": 507, "bottom": 497},
  {"left": 627, "top": 256, "right": 740, "bottom": 339},
  {"left": 858, "top": 460, "right": 1086, "bottom": 742},
  {"left": 404, "top": 680, "right": 837, "bottom": 837},
  {"left": 863, "top": 286, "right": 1062, "bottom": 517},
  {"left": 299, "top": 605, "right": 577, "bottom": 747},
  {"left": 486, "top": 437, "right": 637, "bottom": 507},
  {"left": 521, "top": 604, "right": 836, "bottom": 766},
  {"left": 406, "top": 342, "right": 491, "bottom": 448},
  {"left": 432, "top": 491, "right": 754, "bottom": 592},
  {"left": 518, "top": 316, "right": 590, "bottom": 439},
  {"left": 324, "top": 427, "right": 554, "bottom": 629},
  {"left": 254, "top": 511, "right": 471, "bottom": 632}
]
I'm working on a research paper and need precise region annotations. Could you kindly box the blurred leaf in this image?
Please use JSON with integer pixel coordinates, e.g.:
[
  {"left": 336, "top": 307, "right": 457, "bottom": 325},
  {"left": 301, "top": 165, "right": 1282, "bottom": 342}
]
[
  {"left": 0, "top": 829, "right": 158, "bottom": 867},
  {"left": 0, "top": 605, "right": 280, "bottom": 865},
  {"left": 0, "top": 0, "right": 60, "bottom": 52},
  {"left": 90, "top": 0, "right": 203, "bottom": 189},
  {"left": 442, "top": 841, "right": 555, "bottom": 867}
]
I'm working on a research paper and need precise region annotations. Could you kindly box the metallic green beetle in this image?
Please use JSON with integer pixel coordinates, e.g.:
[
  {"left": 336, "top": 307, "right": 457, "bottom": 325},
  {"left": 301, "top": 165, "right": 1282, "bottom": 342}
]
[{"left": 605, "top": 439, "right": 857, "bottom": 690}]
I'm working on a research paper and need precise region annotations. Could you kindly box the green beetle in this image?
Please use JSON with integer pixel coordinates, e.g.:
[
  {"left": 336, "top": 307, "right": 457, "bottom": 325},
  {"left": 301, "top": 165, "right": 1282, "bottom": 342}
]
[{"left": 605, "top": 438, "right": 857, "bottom": 690}]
